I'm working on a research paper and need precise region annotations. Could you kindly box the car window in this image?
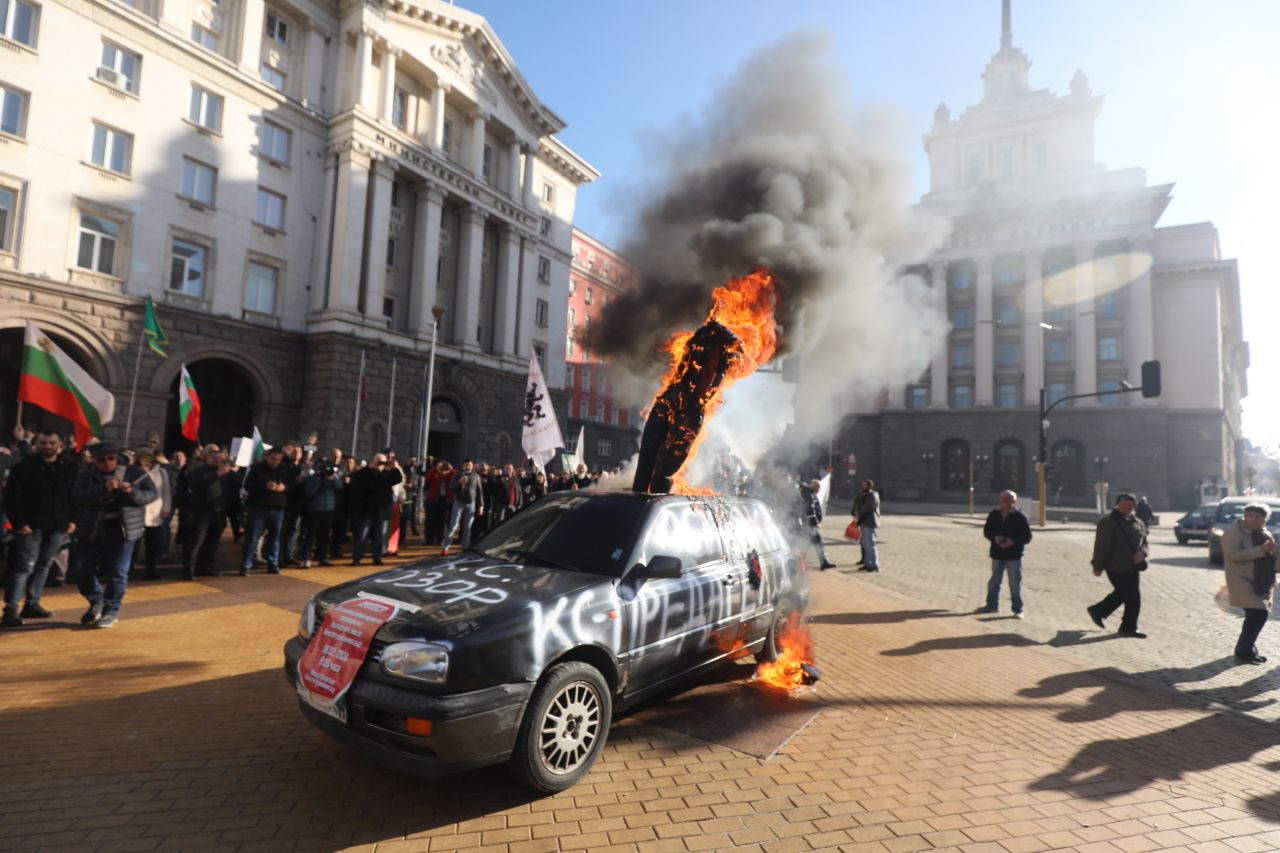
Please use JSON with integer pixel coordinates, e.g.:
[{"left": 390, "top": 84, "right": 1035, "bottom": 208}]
[
  {"left": 638, "top": 503, "right": 725, "bottom": 570},
  {"left": 738, "top": 502, "right": 786, "bottom": 553},
  {"left": 477, "top": 495, "right": 649, "bottom": 577}
]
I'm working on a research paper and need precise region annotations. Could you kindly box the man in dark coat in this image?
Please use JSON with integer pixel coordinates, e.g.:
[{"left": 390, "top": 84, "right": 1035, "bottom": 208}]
[
  {"left": 976, "top": 490, "right": 1033, "bottom": 617},
  {"left": 182, "top": 444, "right": 227, "bottom": 579},
  {"left": 3, "top": 431, "right": 77, "bottom": 626},
  {"left": 853, "top": 479, "right": 881, "bottom": 572},
  {"left": 240, "top": 447, "right": 290, "bottom": 576},
  {"left": 349, "top": 453, "right": 403, "bottom": 566},
  {"left": 1087, "top": 493, "right": 1150, "bottom": 637},
  {"left": 799, "top": 478, "right": 836, "bottom": 570},
  {"left": 71, "top": 442, "right": 158, "bottom": 629}
]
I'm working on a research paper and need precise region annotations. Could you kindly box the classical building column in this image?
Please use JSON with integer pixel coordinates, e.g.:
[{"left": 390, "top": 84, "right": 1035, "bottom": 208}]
[
  {"left": 303, "top": 26, "right": 327, "bottom": 112},
  {"left": 470, "top": 112, "right": 487, "bottom": 177},
  {"left": 1022, "top": 250, "right": 1044, "bottom": 405},
  {"left": 1127, "top": 235, "right": 1155, "bottom": 391},
  {"left": 974, "top": 255, "right": 994, "bottom": 406},
  {"left": 929, "top": 262, "right": 949, "bottom": 408},
  {"left": 522, "top": 144, "right": 538, "bottom": 208},
  {"left": 517, "top": 239, "right": 538, "bottom": 357},
  {"left": 239, "top": 0, "right": 265, "bottom": 75},
  {"left": 362, "top": 159, "right": 396, "bottom": 322},
  {"left": 353, "top": 28, "right": 373, "bottom": 112},
  {"left": 324, "top": 147, "right": 371, "bottom": 316},
  {"left": 379, "top": 46, "right": 401, "bottom": 124},
  {"left": 1073, "top": 241, "right": 1099, "bottom": 401},
  {"left": 410, "top": 186, "right": 445, "bottom": 336},
  {"left": 506, "top": 139, "right": 521, "bottom": 198},
  {"left": 495, "top": 229, "right": 522, "bottom": 355},
  {"left": 430, "top": 83, "right": 450, "bottom": 151},
  {"left": 311, "top": 153, "right": 338, "bottom": 312},
  {"left": 454, "top": 207, "right": 486, "bottom": 349}
]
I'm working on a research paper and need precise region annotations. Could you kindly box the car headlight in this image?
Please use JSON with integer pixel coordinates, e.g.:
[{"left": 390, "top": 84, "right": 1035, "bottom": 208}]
[
  {"left": 381, "top": 642, "right": 449, "bottom": 685},
  {"left": 297, "top": 600, "right": 317, "bottom": 640},
  {"left": 1211, "top": 528, "right": 1225, "bottom": 538}
]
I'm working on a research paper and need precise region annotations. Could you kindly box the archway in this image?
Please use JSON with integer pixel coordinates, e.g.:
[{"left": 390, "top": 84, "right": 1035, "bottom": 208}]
[
  {"left": 163, "top": 359, "right": 255, "bottom": 452},
  {"left": 993, "top": 438, "right": 1025, "bottom": 494},
  {"left": 940, "top": 438, "right": 970, "bottom": 491},
  {"left": 0, "top": 326, "right": 110, "bottom": 442},
  {"left": 426, "top": 397, "right": 464, "bottom": 464},
  {"left": 1050, "top": 439, "right": 1086, "bottom": 501}
]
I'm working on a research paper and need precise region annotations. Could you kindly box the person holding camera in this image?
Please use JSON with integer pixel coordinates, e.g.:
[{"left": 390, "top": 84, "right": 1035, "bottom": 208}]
[
  {"left": 1086, "top": 493, "right": 1150, "bottom": 638},
  {"left": 349, "top": 453, "right": 403, "bottom": 566},
  {"left": 1222, "top": 503, "right": 1277, "bottom": 664},
  {"left": 299, "top": 449, "right": 344, "bottom": 568}
]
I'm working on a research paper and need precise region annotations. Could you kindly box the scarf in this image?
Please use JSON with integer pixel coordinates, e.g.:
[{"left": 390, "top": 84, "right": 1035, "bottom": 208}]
[{"left": 1250, "top": 528, "right": 1276, "bottom": 597}]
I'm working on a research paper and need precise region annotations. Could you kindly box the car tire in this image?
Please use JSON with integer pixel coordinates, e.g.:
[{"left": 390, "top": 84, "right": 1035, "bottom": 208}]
[
  {"left": 1209, "top": 543, "right": 1224, "bottom": 566},
  {"left": 760, "top": 597, "right": 801, "bottom": 664},
  {"left": 1176, "top": 534, "right": 1189, "bottom": 545},
  {"left": 509, "top": 661, "right": 612, "bottom": 794}
]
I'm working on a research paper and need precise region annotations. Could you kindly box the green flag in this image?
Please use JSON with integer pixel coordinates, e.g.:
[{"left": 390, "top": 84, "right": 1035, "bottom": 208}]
[
  {"left": 251, "top": 425, "right": 267, "bottom": 463},
  {"left": 143, "top": 295, "right": 168, "bottom": 357}
]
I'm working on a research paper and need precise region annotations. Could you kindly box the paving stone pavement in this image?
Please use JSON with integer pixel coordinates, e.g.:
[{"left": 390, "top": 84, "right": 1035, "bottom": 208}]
[{"left": 2, "top": 526, "right": 1280, "bottom": 852}]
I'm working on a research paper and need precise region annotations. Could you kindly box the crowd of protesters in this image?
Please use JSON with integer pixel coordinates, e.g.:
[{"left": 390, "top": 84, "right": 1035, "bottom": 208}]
[{"left": 0, "top": 424, "right": 611, "bottom": 630}]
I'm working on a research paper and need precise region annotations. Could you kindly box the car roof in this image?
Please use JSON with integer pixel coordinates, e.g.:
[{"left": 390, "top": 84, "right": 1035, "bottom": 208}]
[
  {"left": 543, "top": 490, "right": 769, "bottom": 509},
  {"left": 1219, "top": 497, "right": 1280, "bottom": 506}
]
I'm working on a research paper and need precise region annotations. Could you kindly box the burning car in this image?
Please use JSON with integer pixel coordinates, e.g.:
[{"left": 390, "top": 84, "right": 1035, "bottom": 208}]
[{"left": 284, "top": 490, "right": 809, "bottom": 792}]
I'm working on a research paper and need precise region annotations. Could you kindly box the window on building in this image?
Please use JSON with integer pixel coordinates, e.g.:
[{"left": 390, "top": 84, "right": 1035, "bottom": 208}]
[
  {"left": 245, "top": 261, "right": 277, "bottom": 314},
  {"left": 582, "top": 367, "right": 591, "bottom": 392},
  {"left": 261, "top": 62, "right": 286, "bottom": 92},
  {"left": 997, "top": 341, "right": 1019, "bottom": 366},
  {"left": 567, "top": 277, "right": 576, "bottom": 295},
  {"left": 567, "top": 307, "right": 575, "bottom": 328},
  {"left": 482, "top": 144, "right": 492, "bottom": 182},
  {"left": 255, "top": 188, "right": 285, "bottom": 230},
  {"left": 539, "top": 216, "right": 551, "bottom": 237},
  {"left": 598, "top": 372, "right": 607, "bottom": 395},
  {"left": 1, "top": 0, "right": 37, "bottom": 46},
  {"left": 0, "top": 184, "right": 17, "bottom": 253},
  {"left": 611, "top": 405, "right": 619, "bottom": 426},
  {"left": 995, "top": 266, "right": 1020, "bottom": 287},
  {"left": 441, "top": 119, "right": 452, "bottom": 156},
  {"left": 190, "top": 24, "right": 219, "bottom": 52},
  {"left": 952, "top": 385, "right": 973, "bottom": 409},
  {"left": 951, "top": 269, "right": 972, "bottom": 290},
  {"left": 909, "top": 386, "right": 928, "bottom": 410},
  {"left": 535, "top": 298, "right": 548, "bottom": 327},
  {"left": 180, "top": 158, "right": 217, "bottom": 205},
  {"left": 566, "top": 331, "right": 574, "bottom": 356},
  {"left": 532, "top": 342, "right": 546, "bottom": 365},
  {"left": 385, "top": 237, "right": 396, "bottom": 267},
  {"left": 999, "top": 143, "right": 1014, "bottom": 177},
  {"left": 966, "top": 154, "right": 982, "bottom": 183},
  {"left": 76, "top": 212, "right": 121, "bottom": 276},
  {"left": 390, "top": 181, "right": 400, "bottom": 209},
  {"left": 1046, "top": 338, "right": 1069, "bottom": 364},
  {"left": 595, "top": 402, "right": 604, "bottom": 422},
  {"left": 537, "top": 256, "right": 550, "bottom": 282},
  {"left": 168, "top": 238, "right": 207, "bottom": 296},
  {"left": 951, "top": 306, "right": 972, "bottom": 329},
  {"left": 188, "top": 85, "right": 222, "bottom": 131},
  {"left": 1048, "top": 382, "right": 1069, "bottom": 407},
  {"left": 1044, "top": 302, "right": 1069, "bottom": 324},
  {"left": 1, "top": 83, "right": 28, "bottom": 137},
  {"left": 598, "top": 437, "right": 612, "bottom": 456},
  {"left": 1098, "top": 336, "right": 1120, "bottom": 361},
  {"left": 382, "top": 296, "right": 395, "bottom": 321},
  {"left": 260, "top": 120, "right": 290, "bottom": 164},
  {"left": 98, "top": 42, "right": 140, "bottom": 93},
  {"left": 951, "top": 344, "right": 972, "bottom": 368},
  {"left": 1099, "top": 379, "right": 1124, "bottom": 406},
  {"left": 264, "top": 10, "right": 287, "bottom": 45},
  {"left": 89, "top": 123, "right": 132, "bottom": 175},
  {"left": 997, "top": 301, "right": 1019, "bottom": 325},
  {"left": 585, "top": 287, "right": 594, "bottom": 305},
  {"left": 998, "top": 383, "right": 1019, "bottom": 408},
  {"left": 542, "top": 182, "right": 554, "bottom": 203},
  {"left": 1036, "top": 140, "right": 1048, "bottom": 172},
  {"left": 392, "top": 88, "right": 407, "bottom": 130},
  {"left": 565, "top": 364, "right": 575, "bottom": 388},
  {"left": 1099, "top": 291, "right": 1122, "bottom": 319}
]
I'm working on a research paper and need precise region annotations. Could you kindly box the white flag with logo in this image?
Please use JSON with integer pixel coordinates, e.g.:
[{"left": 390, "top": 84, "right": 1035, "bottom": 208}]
[
  {"left": 521, "top": 349, "right": 564, "bottom": 470},
  {"left": 571, "top": 425, "right": 586, "bottom": 470}
]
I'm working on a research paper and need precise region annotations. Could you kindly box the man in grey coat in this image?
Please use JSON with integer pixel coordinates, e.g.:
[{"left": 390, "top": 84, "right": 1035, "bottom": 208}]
[
  {"left": 1086, "top": 493, "right": 1149, "bottom": 638},
  {"left": 1221, "top": 503, "right": 1277, "bottom": 664},
  {"left": 442, "top": 459, "right": 485, "bottom": 555},
  {"left": 853, "top": 479, "right": 881, "bottom": 572}
]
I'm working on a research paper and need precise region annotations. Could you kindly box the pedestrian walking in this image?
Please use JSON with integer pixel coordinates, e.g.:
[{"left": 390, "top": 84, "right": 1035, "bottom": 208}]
[
  {"left": 853, "top": 479, "right": 881, "bottom": 572},
  {"left": 800, "top": 478, "right": 836, "bottom": 570},
  {"left": 240, "top": 447, "right": 290, "bottom": 576},
  {"left": 976, "top": 489, "right": 1033, "bottom": 617},
  {"left": 2, "top": 431, "right": 77, "bottom": 627},
  {"left": 70, "top": 443, "right": 158, "bottom": 629},
  {"left": 1086, "top": 493, "right": 1149, "bottom": 638},
  {"left": 442, "top": 459, "right": 484, "bottom": 555},
  {"left": 1221, "top": 503, "right": 1277, "bottom": 664}
]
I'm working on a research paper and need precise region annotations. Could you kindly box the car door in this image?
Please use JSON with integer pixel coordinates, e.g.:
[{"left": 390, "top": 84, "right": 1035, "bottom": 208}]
[{"left": 622, "top": 502, "right": 732, "bottom": 690}]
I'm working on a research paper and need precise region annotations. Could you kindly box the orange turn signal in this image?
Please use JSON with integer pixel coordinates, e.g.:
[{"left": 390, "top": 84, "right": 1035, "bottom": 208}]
[{"left": 405, "top": 717, "right": 433, "bottom": 736}]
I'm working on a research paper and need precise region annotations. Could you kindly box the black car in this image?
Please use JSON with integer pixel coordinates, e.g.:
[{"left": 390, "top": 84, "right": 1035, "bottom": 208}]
[
  {"left": 1207, "top": 497, "right": 1280, "bottom": 564},
  {"left": 283, "top": 491, "right": 809, "bottom": 792},
  {"left": 1174, "top": 503, "right": 1216, "bottom": 544}
]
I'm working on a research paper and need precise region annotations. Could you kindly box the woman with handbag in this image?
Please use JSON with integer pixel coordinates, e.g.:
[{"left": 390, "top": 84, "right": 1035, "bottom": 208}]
[{"left": 1086, "top": 493, "right": 1149, "bottom": 638}]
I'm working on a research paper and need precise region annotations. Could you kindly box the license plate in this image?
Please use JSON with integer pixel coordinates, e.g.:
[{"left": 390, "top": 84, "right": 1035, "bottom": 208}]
[{"left": 298, "top": 681, "right": 348, "bottom": 725}]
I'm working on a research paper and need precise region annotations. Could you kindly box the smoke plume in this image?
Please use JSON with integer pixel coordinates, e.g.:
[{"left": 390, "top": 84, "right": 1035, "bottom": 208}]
[{"left": 589, "top": 31, "right": 949, "bottom": 471}]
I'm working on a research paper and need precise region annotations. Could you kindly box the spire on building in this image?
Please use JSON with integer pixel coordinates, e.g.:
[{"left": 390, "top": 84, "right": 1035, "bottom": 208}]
[
  {"left": 1001, "top": 0, "right": 1012, "bottom": 52},
  {"left": 982, "top": 0, "right": 1030, "bottom": 101}
]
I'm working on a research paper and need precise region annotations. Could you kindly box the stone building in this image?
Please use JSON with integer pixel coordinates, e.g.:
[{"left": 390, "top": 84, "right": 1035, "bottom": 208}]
[
  {"left": 837, "top": 7, "right": 1247, "bottom": 510},
  {"left": 563, "top": 228, "right": 640, "bottom": 471},
  {"left": 0, "top": 0, "right": 596, "bottom": 461}
]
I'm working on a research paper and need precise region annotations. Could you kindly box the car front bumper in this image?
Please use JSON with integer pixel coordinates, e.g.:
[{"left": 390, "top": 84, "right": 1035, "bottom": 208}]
[
  {"left": 1175, "top": 526, "right": 1209, "bottom": 540},
  {"left": 283, "top": 637, "right": 534, "bottom": 777}
]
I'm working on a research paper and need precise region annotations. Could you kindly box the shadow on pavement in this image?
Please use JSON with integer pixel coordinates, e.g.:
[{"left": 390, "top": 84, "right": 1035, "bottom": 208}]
[
  {"left": 881, "top": 632, "right": 1039, "bottom": 656},
  {"left": 809, "top": 608, "right": 965, "bottom": 625},
  {"left": 1153, "top": 554, "right": 1218, "bottom": 570}
]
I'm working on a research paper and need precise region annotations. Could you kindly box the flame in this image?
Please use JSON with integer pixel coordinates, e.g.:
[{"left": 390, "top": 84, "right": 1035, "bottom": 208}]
[
  {"left": 754, "top": 613, "right": 816, "bottom": 691},
  {"left": 654, "top": 269, "right": 779, "bottom": 495}
]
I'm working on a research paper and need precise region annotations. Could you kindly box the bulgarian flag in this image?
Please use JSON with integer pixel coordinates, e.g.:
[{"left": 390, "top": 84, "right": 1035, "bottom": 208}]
[
  {"left": 19, "top": 321, "right": 115, "bottom": 449},
  {"left": 179, "top": 363, "right": 201, "bottom": 442}
]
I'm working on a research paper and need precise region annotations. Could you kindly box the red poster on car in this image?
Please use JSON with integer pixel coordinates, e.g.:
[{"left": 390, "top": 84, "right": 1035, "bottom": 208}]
[{"left": 297, "top": 597, "right": 400, "bottom": 723}]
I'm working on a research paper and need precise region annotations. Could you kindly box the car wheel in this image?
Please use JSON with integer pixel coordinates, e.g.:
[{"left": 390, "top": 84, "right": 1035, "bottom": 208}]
[
  {"left": 1176, "top": 534, "right": 1189, "bottom": 545},
  {"left": 760, "top": 597, "right": 801, "bottom": 664},
  {"left": 509, "top": 661, "right": 611, "bottom": 794}
]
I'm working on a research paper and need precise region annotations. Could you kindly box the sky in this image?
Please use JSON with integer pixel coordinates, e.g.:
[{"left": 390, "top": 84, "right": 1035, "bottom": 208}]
[{"left": 462, "top": 0, "right": 1280, "bottom": 451}]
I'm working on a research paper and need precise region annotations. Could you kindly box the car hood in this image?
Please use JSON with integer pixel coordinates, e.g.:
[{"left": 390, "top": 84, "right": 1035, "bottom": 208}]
[{"left": 319, "top": 552, "right": 611, "bottom": 640}]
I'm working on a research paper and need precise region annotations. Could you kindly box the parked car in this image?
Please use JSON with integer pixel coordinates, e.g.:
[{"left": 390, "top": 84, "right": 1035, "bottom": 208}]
[
  {"left": 1174, "top": 503, "right": 1216, "bottom": 544},
  {"left": 1207, "top": 497, "right": 1280, "bottom": 564},
  {"left": 283, "top": 491, "right": 809, "bottom": 792}
]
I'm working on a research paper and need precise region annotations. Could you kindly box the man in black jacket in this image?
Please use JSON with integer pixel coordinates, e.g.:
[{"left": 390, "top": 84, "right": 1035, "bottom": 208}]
[
  {"left": 976, "top": 490, "right": 1033, "bottom": 617},
  {"left": 240, "top": 447, "right": 290, "bottom": 576},
  {"left": 349, "top": 454, "right": 403, "bottom": 566},
  {"left": 3, "top": 431, "right": 77, "bottom": 627},
  {"left": 183, "top": 445, "right": 230, "bottom": 579}
]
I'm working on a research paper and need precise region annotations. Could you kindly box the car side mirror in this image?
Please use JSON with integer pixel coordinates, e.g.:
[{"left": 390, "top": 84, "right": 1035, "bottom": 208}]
[{"left": 642, "top": 555, "right": 684, "bottom": 579}]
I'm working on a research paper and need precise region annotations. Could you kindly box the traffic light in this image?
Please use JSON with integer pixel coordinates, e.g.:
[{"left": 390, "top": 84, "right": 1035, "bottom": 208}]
[{"left": 1141, "top": 360, "right": 1161, "bottom": 398}]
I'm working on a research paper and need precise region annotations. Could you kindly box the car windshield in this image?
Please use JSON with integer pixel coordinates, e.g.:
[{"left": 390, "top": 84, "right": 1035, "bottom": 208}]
[
  {"left": 475, "top": 494, "right": 650, "bottom": 577},
  {"left": 1216, "top": 502, "right": 1280, "bottom": 524}
]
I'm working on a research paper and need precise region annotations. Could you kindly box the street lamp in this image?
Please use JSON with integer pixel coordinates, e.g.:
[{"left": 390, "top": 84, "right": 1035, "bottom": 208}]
[
  {"left": 1036, "top": 322, "right": 1055, "bottom": 528},
  {"left": 418, "top": 304, "right": 448, "bottom": 461}
]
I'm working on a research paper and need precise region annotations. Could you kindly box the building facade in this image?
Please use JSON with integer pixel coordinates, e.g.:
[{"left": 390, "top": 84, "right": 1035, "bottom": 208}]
[
  {"left": 0, "top": 0, "right": 597, "bottom": 461},
  {"left": 563, "top": 228, "right": 639, "bottom": 471},
  {"left": 836, "top": 13, "right": 1247, "bottom": 510}
]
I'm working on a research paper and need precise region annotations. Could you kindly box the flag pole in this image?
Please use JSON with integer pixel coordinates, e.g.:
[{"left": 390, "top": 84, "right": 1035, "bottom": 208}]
[
  {"left": 122, "top": 329, "right": 145, "bottom": 446},
  {"left": 350, "top": 350, "right": 366, "bottom": 458},
  {"left": 387, "top": 357, "right": 397, "bottom": 450}
]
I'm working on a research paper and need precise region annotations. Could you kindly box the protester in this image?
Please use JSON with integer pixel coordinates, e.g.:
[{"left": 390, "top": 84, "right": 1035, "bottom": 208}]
[
  {"left": 976, "top": 490, "right": 1033, "bottom": 617},
  {"left": 332, "top": 456, "right": 358, "bottom": 556},
  {"left": 71, "top": 442, "right": 158, "bottom": 628},
  {"left": 349, "top": 452, "right": 402, "bottom": 566},
  {"left": 522, "top": 469, "right": 548, "bottom": 505},
  {"left": 442, "top": 459, "right": 484, "bottom": 555},
  {"left": 299, "top": 449, "right": 343, "bottom": 567},
  {"left": 799, "top": 478, "right": 836, "bottom": 570},
  {"left": 279, "top": 443, "right": 307, "bottom": 566},
  {"left": 1221, "top": 503, "right": 1277, "bottom": 664},
  {"left": 134, "top": 452, "right": 173, "bottom": 580},
  {"left": 1135, "top": 495, "right": 1155, "bottom": 527},
  {"left": 183, "top": 444, "right": 228, "bottom": 579},
  {"left": 2, "top": 431, "right": 77, "bottom": 627},
  {"left": 423, "top": 459, "right": 455, "bottom": 545},
  {"left": 1086, "top": 493, "right": 1149, "bottom": 638},
  {"left": 240, "top": 447, "right": 290, "bottom": 576},
  {"left": 498, "top": 463, "right": 523, "bottom": 523},
  {"left": 853, "top": 479, "right": 881, "bottom": 572}
]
